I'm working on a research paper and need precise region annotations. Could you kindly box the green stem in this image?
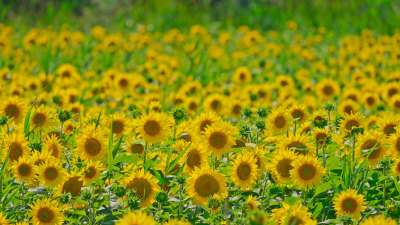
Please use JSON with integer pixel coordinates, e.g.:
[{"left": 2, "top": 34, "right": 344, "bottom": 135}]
[
  {"left": 383, "top": 166, "right": 386, "bottom": 207},
  {"left": 303, "top": 188, "right": 308, "bottom": 206}
]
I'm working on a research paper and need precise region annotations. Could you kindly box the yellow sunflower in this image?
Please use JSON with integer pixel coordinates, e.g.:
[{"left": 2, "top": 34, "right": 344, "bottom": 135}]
[
  {"left": 0, "top": 212, "right": 9, "bottom": 224},
  {"left": 115, "top": 211, "right": 157, "bottom": 225},
  {"left": 362, "top": 92, "right": 379, "bottom": 110},
  {"left": 30, "top": 105, "right": 54, "bottom": 130},
  {"left": 232, "top": 66, "right": 252, "bottom": 84},
  {"left": 316, "top": 78, "right": 340, "bottom": 100},
  {"left": 125, "top": 138, "right": 145, "bottom": 156},
  {"left": 269, "top": 149, "right": 296, "bottom": 185},
  {"left": 135, "top": 112, "right": 174, "bottom": 144},
  {"left": 187, "top": 167, "right": 227, "bottom": 206},
  {"left": 377, "top": 112, "right": 400, "bottom": 136},
  {"left": 246, "top": 195, "right": 260, "bottom": 210},
  {"left": 271, "top": 201, "right": 315, "bottom": 225},
  {"left": 267, "top": 107, "right": 292, "bottom": 133},
  {"left": 11, "top": 155, "right": 37, "bottom": 183},
  {"left": 122, "top": 169, "right": 160, "bottom": 207},
  {"left": 333, "top": 189, "right": 366, "bottom": 220},
  {"left": 290, "top": 155, "right": 326, "bottom": 189},
  {"left": 279, "top": 133, "right": 315, "bottom": 155},
  {"left": 360, "top": 215, "right": 397, "bottom": 225},
  {"left": 202, "top": 94, "right": 226, "bottom": 115},
  {"left": 288, "top": 104, "right": 308, "bottom": 124},
  {"left": 202, "top": 120, "right": 238, "bottom": 158},
  {"left": 37, "top": 160, "right": 66, "bottom": 189},
  {"left": 247, "top": 146, "right": 267, "bottom": 172},
  {"left": 339, "top": 112, "right": 364, "bottom": 134},
  {"left": 56, "top": 173, "right": 84, "bottom": 197},
  {"left": 82, "top": 160, "right": 104, "bottom": 186},
  {"left": 0, "top": 96, "right": 26, "bottom": 123},
  {"left": 356, "top": 130, "right": 387, "bottom": 167},
  {"left": 43, "top": 135, "right": 64, "bottom": 159},
  {"left": 193, "top": 112, "right": 220, "bottom": 135},
  {"left": 183, "top": 142, "right": 208, "bottom": 175},
  {"left": 392, "top": 158, "right": 400, "bottom": 177},
  {"left": 231, "top": 153, "right": 259, "bottom": 190},
  {"left": 338, "top": 99, "right": 359, "bottom": 115},
  {"left": 106, "top": 113, "right": 128, "bottom": 137},
  {"left": 312, "top": 128, "right": 329, "bottom": 146},
  {"left": 76, "top": 125, "right": 107, "bottom": 161},
  {"left": 29, "top": 198, "right": 64, "bottom": 225},
  {"left": 3, "top": 131, "right": 29, "bottom": 164}
]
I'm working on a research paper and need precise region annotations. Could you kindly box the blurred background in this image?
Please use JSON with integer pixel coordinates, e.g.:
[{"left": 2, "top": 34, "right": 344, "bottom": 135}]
[{"left": 1, "top": 0, "right": 399, "bottom": 34}]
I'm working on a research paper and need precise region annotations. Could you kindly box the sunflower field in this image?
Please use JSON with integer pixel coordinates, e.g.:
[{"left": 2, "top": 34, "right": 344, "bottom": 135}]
[{"left": 1, "top": 0, "right": 400, "bottom": 224}]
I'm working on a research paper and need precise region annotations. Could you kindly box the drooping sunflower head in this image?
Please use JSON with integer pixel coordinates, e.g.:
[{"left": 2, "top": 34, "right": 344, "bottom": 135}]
[
  {"left": 333, "top": 189, "right": 366, "bottom": 220},
  {"left": 187, "top": 167, "right": 227, "bottom": 206},
  {"left": 29, "top": 198, "right": 64, "bottom": 225},
  {"left": 11, "top": 155, "right": 37, "bottom": 183},
  {"left": 268, "top": 149, "right": 296, "bottom": 186},
  {"left": 135, "top": 111, "right": 174, "bottom": 144},
  {"left": 267, "top": 107, "right": 292, "bottom": 133},
  {"left": 115, "top": 210, "right": 157, "bottom": 225},
  {"left": 122, "top": 169, "right": 160, "bottom": 207},
  {"left": 290, "top": 155, "right": 326, "bottom": 189},
  {"left": 231, "top": 153, "right": 259, "bottom": 190},
  {"left": 43, "top": 134, "right": 64, "bottom": 159},
  {"left": 202, "top": 120, "right": 238, "bottom": 158}
]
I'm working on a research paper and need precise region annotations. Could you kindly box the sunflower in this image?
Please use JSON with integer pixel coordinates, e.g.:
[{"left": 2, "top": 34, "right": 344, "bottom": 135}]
[
  {"left": 193, "top": 112, "right": 220, "bottom": 135},
  {"left": 125, "top": 138, "right": 145, "bottom": 156},
  {"left": 366, "top": 115, "right": 379, "bottom": 130},
  {"left": 246, "top": 195, "right": 260, "bottom": 210},
  {"left": 82, "top": 160, "right": 104, "bottom": 186},
  {"left": 247, "top": 146, "right": 267, "bottom": 172},
  {"left": 392, "top": 159, "right": 400, "bottom": 177},
  {"left": 232, "top": 66, "right": 252, "bottom": 84},
  {"left": 207, "top": 194, "right": 223, "bottom": 213},
  {"left": 76, "top": 125, "right": 107, "bottom": 161},
  {"left": 333, "top": 189, "right": 366, "bottom": 219},
  {"left": 30, "top": 105, "right": 54, "bottom": 129},
  {"left": 362, "top": 92, "right": 379, "bottom": 110},
  {"left": 202, "top": 120, "right": 237, "bottom": 158},
  {"left": 339, "top": 112, "right": 364, "bottom": 134},
  {"left": 135, "top": 112, "right": 174, "bottom": 144},
  {"left": 115, "top": 211, "right": 157, "bottom": 225},
  {"left": 202, "top": 94, "right": 226, "bottom": 115},
  {"left": 377, "top": 112, "right": 400, "bottom": 136},
  {"left": 184, "top": 96, "right": 200, "bottom": 114},
  {"left": 316, "top": 78, "right": 340, "bottom": 100},
  {"left": 0, "top": 96, "right": 26, "bottom": 123},
  {"left": 0, "top": 212, "right": 9, "bottom": 224},
  {"left": 107, "top": 113, "right": 128, "bottom": 137},
  {"left": 11, "top": 155, "right": 37, "bottom": 183},
  {"left": 356, "top": 130, "right": 387, "bottom": 167},
  {"left": 271, "top": 201, "right": 315, "bottom": 225},
  {"left": 122, "top": 169, "right": 160, "bottom": 207},
  {"left": 388, "top": 129, "right": 400, "bottom": 158},
  {"left": 279, "top": 133, "right": 314, "bottom": 155},
  {"left": 269, "top": 149, "right": 296, "bottom": 185},
  {"left": 187, "top": 167, "right": 227, "bottom": 206},
  {"left": 29, "top": 198, "right": 64, "bottom": 225},
  {"left": 338, "top": 99, "right": 359, "bottom": 115},
  {"left": 231, "top": 153, "right": 259, "bottom": 190},
  {"left": 183, "top": 142, "right": 208, "bottom": 175},
  {"left": 312, "top": 128, "right": 329, "bottom": 146},
  {"left": 43, "top": 135, "right": 64, "bottom": 159},
  {"left": 360, "top": 215, "right": 397, "bottom": 225},
  {"left": 3, "top": 131, "right": 29, "bottom": 164},
  {"left": 172, "top": 139, "right": 189, "bottom": 152},
  {"left": 56, "top": 173, "right": 84, "bottom": 197},
  {"left": 267, "top": 107, "right": 292, "bottom": 133},
  {"left": 37, "top": 160, "right": 66, "bottom": 188},
  {"left": 288, "top": 104, "right": 308, "bottom": 124},
  {"left": 290, "top": 155, "right": 325, "bottom": 189}
]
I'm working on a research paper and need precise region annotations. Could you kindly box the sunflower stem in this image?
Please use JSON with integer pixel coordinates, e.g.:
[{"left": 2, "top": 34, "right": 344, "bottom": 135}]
[
  {"left": 303, "top": 188, "right": 308, "bottom": 206},
  {"left": 383, "top": 165, "right": 386, "bottom": 207},
  {"left": 178, "top": 183, "right": 183, "bottom": 216},
  {"left": 322, "top": 146, "right": 326, "bottom": 167}
]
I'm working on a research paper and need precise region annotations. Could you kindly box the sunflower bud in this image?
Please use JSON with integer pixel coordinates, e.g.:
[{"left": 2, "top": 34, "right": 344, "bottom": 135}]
[
  {"left": 176, "top": 175, "right": 186, "bottom": 185},
  {"left": 155, "top": 190, "right": 168, "bottom": 204},
  {"left": 242, "top": 107, "right": 252, "bottom": 118},
  {"left": 59, "top": 193, "right": 71, "bottom": 204},
  {"left": 255, "top": 120, "right": 266, "bottom": 131},
  {"left": 81, "top": 189, "right": 92, "bottom": 201},
  {"left": 127, "top": 196, "right": 141, "bottom": 210},
  {"left": 57, "top": 109, "right": 72, "bottom": 123},
  {"left": 173, "top": 107, "right": 186, "bottom": 122},
  {"left": 0, "top": 115, "right": 8, "bottom": 126},
  {"left": 257, "top": 107, "right": 269, "bottom": 118},
  {"left": 113, "top": 185, "right": 127, "bottom": 198}
]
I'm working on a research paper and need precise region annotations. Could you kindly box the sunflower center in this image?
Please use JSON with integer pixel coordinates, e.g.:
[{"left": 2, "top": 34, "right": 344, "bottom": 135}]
[
  {"left": 112, "top": 120, "right": 124, "bottom": 134},
  {"left": 344, "top": 119, "right": 360, "bottom": 131},
  {"left": 277, "top": 159, "right": 293, "bottom": 178},
  {"left": 232, "top": 105, "right": 242, "bottom": 115},
  {"left": 4, "top": 104, "right": 20, "bottom": 119},
  {"left": 344, "top": 106, "right": 354, "bottom": 115},
  {"left": 62, "top": 176, "right": 83, "bottom": 197},
  {"left": 9, "top": 142, "right": 23, "bottom": 162},
  {"left": 362, "top": 139, "right": 381, "bottom": 159},
  {"left": 32, "top": 113, "right": 46, "bottom": 126},
  {"left": 44, "top": 167, "right": 58, "bottom": 181},
  {"left": 50, "top": 144, "right": 59, "bottom": 158},
  {"left": 61, "top": 70, "right": 71, "bottom": 78},
  {"left": 119, "top": 78, "right": 128, "bottom": 88},
  {"left": 384, "top": 124, "right": 396, "bottom": 136},
  {"left": 239, "top": 73, "right": 246, "bottom": 81},
  {"left": 210, "top": 100, "right": 221, "bottom": 111},
  {"left": 200, "top": 120, "right": 212, "bottom": 132},
  {"left": 388, "top": 88, "right": 398, "bottom": 97},
  {"left": 127, "top": 178, "right": 152, "bottom": 201},
  {"left": 189, "top": 102, "right": 197, "bottom": 110},
  {"left": 131, "top": 143, "right": 144, "bottom": 154},
  {"left": 292, "top": 109, "right": 304, "bottom": 120},
  {"left": 394, "top": 101, "right": 400, "bottom": 109},
  {"left": 209, "top": 132, "right": 227, "bottom": 149},
  {"left": 322, "top": 85, "right": 334, "bottom": 96},
  {"left": 288, "top": 216, "right": 303, "bottom": 225},
  {"left": 18, "top": 163, "right": 31, "bottom": 176},
  {"left": 187, "top": 150, "right": 201, "bottom": 168},
  {"left": 237, "top": 163, "right": 252, "bottom": 180},
  {"left": 316, "top": 133, "right": 328, "bottom": 145},
  {"left": 395, "top": 137, "right": 400, "bottom": 152},
  {"left": 342, "top": 197, "right": 357, "bottom": 213},
  {"left": 194, "top": 174, "right": 220, "bottom": 197},
  {"left": 84, "top": 137, "right": 101, "bottom": 156},
  {"left": 366, "top": 97, "right": 375, "bottom": 105},
  {"left": 37, "top": 207, "right": 54, "bottom": 223},
  {"left": 85, "top": 167, "right": 96, "bottom": 179},
  {"left": 144, "top": 120, "right": 161, "bottom": 136},
  {"left": 274, "top": 116, "right": 287, "bottom": 129},
  {"left": 298, "top": 164, "right": 316, "bottom": 180}
]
